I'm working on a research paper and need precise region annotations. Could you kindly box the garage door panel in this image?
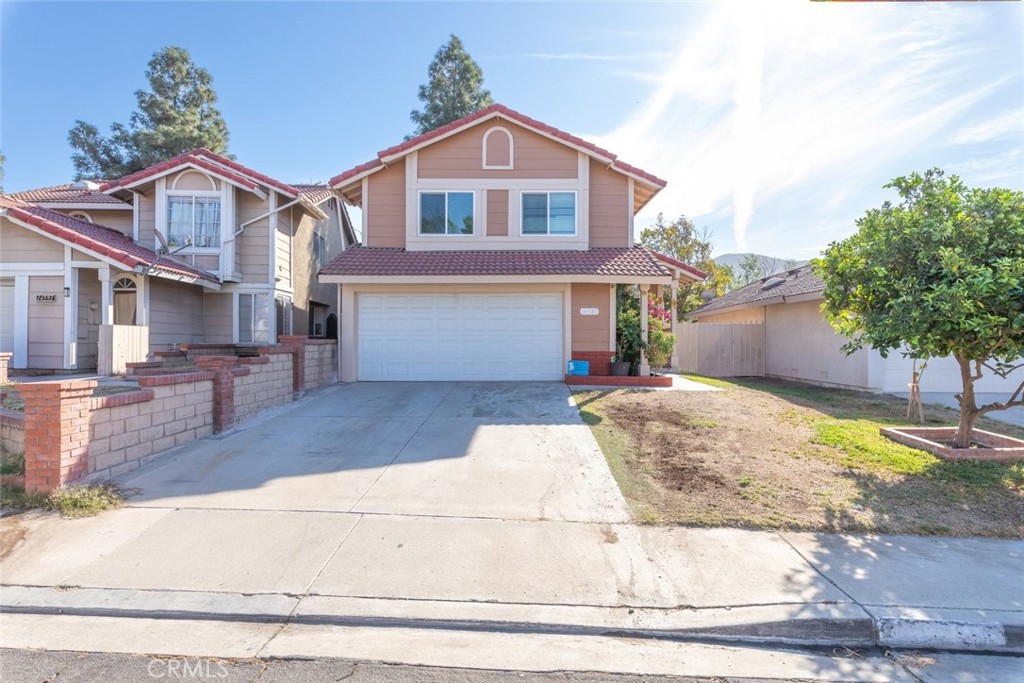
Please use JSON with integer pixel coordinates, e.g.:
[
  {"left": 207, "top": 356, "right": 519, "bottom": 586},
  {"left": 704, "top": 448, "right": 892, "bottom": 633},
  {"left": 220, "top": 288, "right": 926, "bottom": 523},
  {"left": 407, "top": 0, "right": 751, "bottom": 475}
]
[{"left": 358, "top": 292, "right": 563, "bottom": 381}]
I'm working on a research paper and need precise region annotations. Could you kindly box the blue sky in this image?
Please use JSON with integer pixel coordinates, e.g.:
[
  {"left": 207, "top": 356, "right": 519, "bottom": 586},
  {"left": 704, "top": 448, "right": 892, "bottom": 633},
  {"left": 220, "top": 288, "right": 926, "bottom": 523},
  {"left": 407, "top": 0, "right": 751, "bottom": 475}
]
[{"left": 2, "top": 1, "right": 1022, "bottom": 259}]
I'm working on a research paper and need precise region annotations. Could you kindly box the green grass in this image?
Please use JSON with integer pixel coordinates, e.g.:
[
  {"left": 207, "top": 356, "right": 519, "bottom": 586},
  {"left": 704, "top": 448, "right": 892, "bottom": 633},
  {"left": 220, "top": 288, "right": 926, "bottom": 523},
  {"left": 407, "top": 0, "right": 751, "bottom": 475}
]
[
  {"left": 0, "top": 482, "right": 126, "bottom": 517},
  {"left": 681, "top": 374, "right": 736, "bottom": 390},
  {"left": 0, "top": 451, "right": 25, "bottom": 476}
]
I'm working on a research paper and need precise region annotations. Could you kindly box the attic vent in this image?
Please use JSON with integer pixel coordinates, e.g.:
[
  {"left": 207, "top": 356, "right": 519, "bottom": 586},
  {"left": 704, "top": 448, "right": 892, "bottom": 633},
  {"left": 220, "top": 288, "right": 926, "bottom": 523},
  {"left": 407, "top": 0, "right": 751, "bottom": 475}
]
[
  {"left": 761, "top": 277, "right": 785, "bottom": 291},
  {"left": 73, "top": 180, "right": 100, "bottom": 191}
]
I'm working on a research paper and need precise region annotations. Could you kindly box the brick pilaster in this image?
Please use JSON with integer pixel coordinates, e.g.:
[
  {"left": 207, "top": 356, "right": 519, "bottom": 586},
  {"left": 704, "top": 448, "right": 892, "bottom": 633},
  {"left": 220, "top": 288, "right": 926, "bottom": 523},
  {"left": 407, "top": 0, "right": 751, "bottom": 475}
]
[
  {"left": 20, "top": 379, "right": 97, "bottom": 493},
  {"left": 195, "top": 356, "right": 239, "bottom": 433},
  {"left": 278, "top": 335, "right": 307, "bottom": 397}
]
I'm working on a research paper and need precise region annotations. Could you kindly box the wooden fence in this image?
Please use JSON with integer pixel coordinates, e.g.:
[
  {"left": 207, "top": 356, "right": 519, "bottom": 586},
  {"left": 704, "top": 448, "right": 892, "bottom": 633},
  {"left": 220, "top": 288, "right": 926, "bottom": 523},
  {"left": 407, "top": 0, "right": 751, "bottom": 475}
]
[
  {"left": 98, "top": 324, "right": 149, "bottom": 375},
  {"left": 677, "top": 323, "right": 764, "bottom": 377}
]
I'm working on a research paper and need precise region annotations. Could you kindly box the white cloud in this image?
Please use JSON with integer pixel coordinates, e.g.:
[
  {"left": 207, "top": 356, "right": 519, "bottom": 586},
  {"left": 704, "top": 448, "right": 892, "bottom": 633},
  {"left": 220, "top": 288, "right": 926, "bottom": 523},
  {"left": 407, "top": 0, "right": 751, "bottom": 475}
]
[
  {"left": 582, "top": 0, "right": 1020, "bottom": 254},
  {"left": 950, "top": 108, "right": 1024, "bottom": 145}
]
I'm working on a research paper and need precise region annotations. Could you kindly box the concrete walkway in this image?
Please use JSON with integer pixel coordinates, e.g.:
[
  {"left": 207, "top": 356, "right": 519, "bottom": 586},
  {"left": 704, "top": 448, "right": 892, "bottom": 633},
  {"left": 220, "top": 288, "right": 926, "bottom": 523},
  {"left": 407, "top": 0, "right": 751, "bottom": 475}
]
[{"left": 1, "top": 382, "right": 1022, "bottom": 677}]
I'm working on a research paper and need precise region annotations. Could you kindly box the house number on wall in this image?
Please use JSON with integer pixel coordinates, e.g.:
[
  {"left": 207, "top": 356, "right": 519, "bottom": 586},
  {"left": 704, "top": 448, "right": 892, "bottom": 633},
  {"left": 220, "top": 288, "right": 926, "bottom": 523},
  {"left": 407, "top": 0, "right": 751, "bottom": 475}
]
[
  {"left": 579, "top": 307, "right": 599, "bottom": 316},
  {"left": 35, "top": 294, "right": 58, "bottom": 303}
]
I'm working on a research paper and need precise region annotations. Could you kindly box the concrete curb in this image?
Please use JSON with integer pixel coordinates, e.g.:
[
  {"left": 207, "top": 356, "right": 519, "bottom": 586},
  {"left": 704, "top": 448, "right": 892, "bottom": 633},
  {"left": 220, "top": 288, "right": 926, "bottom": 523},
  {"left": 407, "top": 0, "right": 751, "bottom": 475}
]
[{"left": 3, "top": 586, "right": 1021, "bottom": 654}]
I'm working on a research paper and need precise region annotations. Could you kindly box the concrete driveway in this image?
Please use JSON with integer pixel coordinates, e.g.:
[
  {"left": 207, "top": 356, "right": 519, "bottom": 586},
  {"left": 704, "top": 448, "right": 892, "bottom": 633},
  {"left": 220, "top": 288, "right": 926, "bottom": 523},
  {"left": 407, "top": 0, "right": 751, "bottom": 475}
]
[{"left": 122, "top": 381, "right": 630, "bottom": 522}]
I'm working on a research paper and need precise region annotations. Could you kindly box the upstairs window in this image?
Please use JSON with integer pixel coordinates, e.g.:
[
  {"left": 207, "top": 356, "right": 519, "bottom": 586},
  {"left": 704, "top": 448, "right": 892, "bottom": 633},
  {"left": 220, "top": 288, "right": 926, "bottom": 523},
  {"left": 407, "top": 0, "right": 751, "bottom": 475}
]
[
  {"left": 312, "top": 231, "right": 326, "bottom": 270},
  {"left": 420, "top": 192, "right": 474, "bottom": 235},
  {"left": 168, "top": 195, "right": 221, "bottom": 247},
  {"left": 522, "top": 192, "right": 577, "bottom": 235}
]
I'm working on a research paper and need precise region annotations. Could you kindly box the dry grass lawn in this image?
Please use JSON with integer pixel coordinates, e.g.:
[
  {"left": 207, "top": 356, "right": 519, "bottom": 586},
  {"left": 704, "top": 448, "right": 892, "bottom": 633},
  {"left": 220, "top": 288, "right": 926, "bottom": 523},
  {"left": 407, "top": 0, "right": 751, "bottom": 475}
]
[{"left": 575, "top": 378, "right": 1024, "bottom": 538}]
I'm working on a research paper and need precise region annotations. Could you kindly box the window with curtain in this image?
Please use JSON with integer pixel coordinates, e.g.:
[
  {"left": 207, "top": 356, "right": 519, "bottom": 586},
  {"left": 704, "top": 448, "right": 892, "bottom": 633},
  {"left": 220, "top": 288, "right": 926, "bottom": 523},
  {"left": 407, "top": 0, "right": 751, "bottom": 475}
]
[
  {"left": 419, "top": 192, "right": 474, "bottom": 235},
  {"left": 521, "top": 192, "right": 576, "bottom": 235},
  {"left": 167, "top": 195, "right": 221, "bottom": 247},
  {"left": 238, "top": 293, "right": 270, "bottom": 344}
]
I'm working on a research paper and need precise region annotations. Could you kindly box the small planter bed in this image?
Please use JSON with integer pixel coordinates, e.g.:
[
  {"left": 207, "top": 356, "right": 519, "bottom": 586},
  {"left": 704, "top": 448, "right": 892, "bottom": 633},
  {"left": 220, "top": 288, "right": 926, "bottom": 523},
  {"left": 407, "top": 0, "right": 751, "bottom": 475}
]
[{"left": 881, "top": 427, "right": 1024, "bottom": 463}]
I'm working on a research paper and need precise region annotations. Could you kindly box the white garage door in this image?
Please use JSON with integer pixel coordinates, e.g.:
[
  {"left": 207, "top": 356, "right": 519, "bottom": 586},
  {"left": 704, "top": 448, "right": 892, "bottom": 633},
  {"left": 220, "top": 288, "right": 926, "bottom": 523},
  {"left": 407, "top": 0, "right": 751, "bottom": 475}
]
[
  {"left": 358, "top": 292, "right": 563, "bottom": 381},
  {"left": 0, "top": 279, "right": 14, "bottom": 355}
]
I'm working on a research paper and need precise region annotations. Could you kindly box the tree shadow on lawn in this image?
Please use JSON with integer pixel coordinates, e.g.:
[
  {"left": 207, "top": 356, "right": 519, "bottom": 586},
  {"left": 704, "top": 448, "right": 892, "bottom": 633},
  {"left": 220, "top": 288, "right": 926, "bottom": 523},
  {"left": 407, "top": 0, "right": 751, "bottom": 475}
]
[{"left": 729, "top": 378, "right": 1024, "bottom": 539}]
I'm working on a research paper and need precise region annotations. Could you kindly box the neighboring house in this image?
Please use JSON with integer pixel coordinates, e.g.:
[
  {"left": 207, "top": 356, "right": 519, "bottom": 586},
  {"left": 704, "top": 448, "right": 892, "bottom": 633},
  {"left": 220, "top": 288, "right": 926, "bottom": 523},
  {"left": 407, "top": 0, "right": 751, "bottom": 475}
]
[
  {"left": 1, "top": 150, "right": 356, "bottom": 372},
  {"left": 322, "top": 104, "right": 705, "bottom": 382},
  {"left": 690, "top": 265, "right": 1023, "bottom": 412}
]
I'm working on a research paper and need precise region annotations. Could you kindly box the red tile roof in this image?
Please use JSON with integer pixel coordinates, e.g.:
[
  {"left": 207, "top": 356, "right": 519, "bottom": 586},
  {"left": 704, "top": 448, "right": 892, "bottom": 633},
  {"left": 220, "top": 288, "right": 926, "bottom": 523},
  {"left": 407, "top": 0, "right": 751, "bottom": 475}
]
[
  {"left": 0, "top": 196, "right": 218, "bottom": 286},
  {"left": 7, "top": 183, "right": 129, "bottom": 206},
  {"left": 320, "top": 246, "right": 680, "bottom": 279},
  {"left": 329, "top": 104, "right": 667, "bottom": 190},
  {"left": 100, "top": 148, "right": 304, "bottom": 199},
  {"left": 292, "top": 184, "right": 334, "bottom": 205},
  {"left": 647, "top": 249, "right": 709, "bottom": 280}
]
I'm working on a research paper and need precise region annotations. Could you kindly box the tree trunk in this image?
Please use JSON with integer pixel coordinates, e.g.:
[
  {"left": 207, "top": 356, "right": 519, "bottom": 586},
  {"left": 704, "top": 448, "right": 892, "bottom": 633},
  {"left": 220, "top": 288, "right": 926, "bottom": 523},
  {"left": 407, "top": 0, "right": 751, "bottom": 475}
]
[{"left": 954, "top": 355, "right": 979, "bottom": 449}]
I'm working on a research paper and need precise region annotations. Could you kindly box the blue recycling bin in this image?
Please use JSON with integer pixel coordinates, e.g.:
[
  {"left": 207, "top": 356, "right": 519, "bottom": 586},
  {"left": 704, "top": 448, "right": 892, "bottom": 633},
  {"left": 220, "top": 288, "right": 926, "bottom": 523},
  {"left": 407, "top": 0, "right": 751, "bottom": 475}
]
[{"left": 567, "top": 360, "right": 590, "bottom": 376}]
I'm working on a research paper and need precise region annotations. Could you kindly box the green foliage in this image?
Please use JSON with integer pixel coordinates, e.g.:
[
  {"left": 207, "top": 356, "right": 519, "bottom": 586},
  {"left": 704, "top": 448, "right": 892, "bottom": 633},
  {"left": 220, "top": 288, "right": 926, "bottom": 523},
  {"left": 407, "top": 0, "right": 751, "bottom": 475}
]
[
  {"left": 816, "top": 169, "right": 1024, "bottom": 446},
  {"left": 68, "top": 47, "right": 230, "bottom": 180},
  {"left": 410, "top": 35, "right": 493, "bottom": 136},
  {"left": 615, "top": 286, "right": 645, "bottom": 372},
  {"left": 645, "top": 322, "right": 675, "bottom": 370},
  {"left": 0, "top": 482, "right": 125, "bottom": 517},
  {"left": 734, "top": 254, "right": 798, "bottom": 288},
  {"left": 639, "top": 213, "right": 731, "bottom": 316}
]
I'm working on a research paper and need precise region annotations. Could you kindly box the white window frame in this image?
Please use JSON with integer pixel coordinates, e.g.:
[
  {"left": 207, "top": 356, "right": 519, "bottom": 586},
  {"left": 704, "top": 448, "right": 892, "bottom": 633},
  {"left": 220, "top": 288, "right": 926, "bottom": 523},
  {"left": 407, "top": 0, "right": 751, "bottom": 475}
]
[
  {"left": 312, "top": 230, "right": 327, "bottom": 270},
  {"left": 520, "top": 191, "right": 578, "bottom": 237},
  {"left": 482, "top": 126, "right": 514, "bottom": 170},
  {"left": 275, "top": 295, "right": 293, "bottom": 337},
  {"left": 166, "top": 189, "right": 222, "bottom": 251},
  {"left": 68, "top": 210, "right": 94, "bottom": 223},
  {"left": 237, "top": 292, "right": 271, "bottom": 344},
  {"left": 417, "top": 190, "right": 476, "bottom": 236}
]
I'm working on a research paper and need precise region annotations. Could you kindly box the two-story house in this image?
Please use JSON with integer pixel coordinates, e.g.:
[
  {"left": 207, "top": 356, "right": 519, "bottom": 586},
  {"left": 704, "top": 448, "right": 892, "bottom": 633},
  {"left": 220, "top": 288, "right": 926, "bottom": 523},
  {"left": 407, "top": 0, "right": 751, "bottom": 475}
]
[
  {"left": 322, "top": 104, "right": 705, "bottom": 382},
  {"left": 0, "top": 149, "right": 355, "bottom": 373}
]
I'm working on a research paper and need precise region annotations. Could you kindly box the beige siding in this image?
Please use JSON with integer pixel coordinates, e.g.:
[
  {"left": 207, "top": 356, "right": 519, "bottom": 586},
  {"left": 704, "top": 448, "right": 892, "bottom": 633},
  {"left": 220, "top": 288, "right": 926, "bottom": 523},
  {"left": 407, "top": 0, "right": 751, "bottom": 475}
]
[
  {"left": 698, "top": 307, "right": 766, "bottom": 324},
  {"left": 292, "top": 203, "right": 344, "bottom": 336},
  {"left": 418, "top": 120, "right": 578, "bottom": 179},
  {"left": 66, "top": 209, "right": 133, "bottom": 234},
  {"left": 571, "top": 283, "right": 612, "bottom": 352},
  {"left": 275, "top": 203, "right": 292, "bottom": 288},
  {"left": 486, "top": 190, "right": 509, "bottom": 236},
  {"left": 138, "top": 194, "right": 156, "bottom": 247},
  {"left": 0, "top": 221, "right": 63, "bottom": 262},
  {"left": 77, "top": 270, "right": 102, "bottom": 370},
  {"left": 365, "top": 159, "right": 406, "bottom": 248},
  {"left": 203, "top": 292, "right": 234, "bottom": 343},
  {"left": 28, "top": 276, "right": 64, "bottom": 369},
  {"left": 170, "top": 170, "right": 220, "bottom": 191},
  {"left": 589, "top": 160, "right": 630, "bottom": 248},
  {"left": 148, "top": 279, "right": 205, "bottom": 352},
  {"left": 236, "top": 192, "right": 272, "bottom": 281},
  {"left": 764, "top": 300, "right": 869, "bottom": 389}
]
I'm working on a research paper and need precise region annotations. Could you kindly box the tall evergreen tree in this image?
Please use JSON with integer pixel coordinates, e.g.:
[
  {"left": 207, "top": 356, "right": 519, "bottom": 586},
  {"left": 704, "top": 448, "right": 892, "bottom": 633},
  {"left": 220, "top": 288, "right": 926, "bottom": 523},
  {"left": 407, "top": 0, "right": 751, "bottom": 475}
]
[
  {"left": 68, "top": 47, "right": 230, "bottom": 180},
  {"left": 410, "top": 35, "right": 493, "bottom": 136}
]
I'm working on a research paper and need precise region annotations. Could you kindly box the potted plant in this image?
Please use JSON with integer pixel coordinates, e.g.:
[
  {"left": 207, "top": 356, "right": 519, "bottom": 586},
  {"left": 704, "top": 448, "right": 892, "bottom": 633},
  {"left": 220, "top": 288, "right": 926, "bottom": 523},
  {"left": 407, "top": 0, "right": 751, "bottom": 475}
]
[{"left": 614, "top": 304, "right": 645, "bottom": 376}]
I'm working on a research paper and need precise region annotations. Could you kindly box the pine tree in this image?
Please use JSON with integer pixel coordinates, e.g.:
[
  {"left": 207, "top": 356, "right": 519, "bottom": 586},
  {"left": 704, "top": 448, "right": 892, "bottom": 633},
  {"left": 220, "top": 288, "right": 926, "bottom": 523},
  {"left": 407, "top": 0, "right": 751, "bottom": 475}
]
[
  {"left": 68, "top": 47, "right": 230, "bottom": 180},
  {"left": 410, "top": 35, "right": 493, "bottom": 136}
]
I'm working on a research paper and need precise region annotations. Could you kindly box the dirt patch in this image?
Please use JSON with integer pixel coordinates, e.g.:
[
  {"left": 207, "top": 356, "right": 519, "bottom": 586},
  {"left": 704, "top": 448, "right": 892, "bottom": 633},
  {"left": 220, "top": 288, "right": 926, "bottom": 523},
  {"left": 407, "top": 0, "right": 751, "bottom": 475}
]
[{"left": 576, "top": 379, "right": 1024, "bottom": 538}]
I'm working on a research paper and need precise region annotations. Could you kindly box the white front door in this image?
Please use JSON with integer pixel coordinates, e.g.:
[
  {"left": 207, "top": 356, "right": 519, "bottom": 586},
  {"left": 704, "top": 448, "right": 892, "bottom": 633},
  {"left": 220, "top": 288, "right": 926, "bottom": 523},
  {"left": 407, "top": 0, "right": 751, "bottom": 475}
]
[{"left": 357, "top": 292, "right": 563, "bottom": 381}]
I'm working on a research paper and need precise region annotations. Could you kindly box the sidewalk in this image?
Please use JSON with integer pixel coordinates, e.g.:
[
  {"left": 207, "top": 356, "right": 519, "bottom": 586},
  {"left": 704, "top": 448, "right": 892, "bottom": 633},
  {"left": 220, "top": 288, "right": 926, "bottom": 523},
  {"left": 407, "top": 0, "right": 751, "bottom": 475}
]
[{"left": 2, "top": 506, "right": 1021, "bottom": 674}]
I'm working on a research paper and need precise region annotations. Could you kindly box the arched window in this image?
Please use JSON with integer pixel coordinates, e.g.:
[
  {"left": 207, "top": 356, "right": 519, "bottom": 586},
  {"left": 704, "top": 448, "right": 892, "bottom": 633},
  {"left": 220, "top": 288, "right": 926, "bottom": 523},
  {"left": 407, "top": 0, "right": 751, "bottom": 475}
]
[
  {"left": 113, "top": 276, "right": 138, "bottom": 326},
  {"left": 68, "top": 210, "right": 94, "bottom": 223},
  {"left": 482, "top": 126, "right": 514, "bottom": 170}
]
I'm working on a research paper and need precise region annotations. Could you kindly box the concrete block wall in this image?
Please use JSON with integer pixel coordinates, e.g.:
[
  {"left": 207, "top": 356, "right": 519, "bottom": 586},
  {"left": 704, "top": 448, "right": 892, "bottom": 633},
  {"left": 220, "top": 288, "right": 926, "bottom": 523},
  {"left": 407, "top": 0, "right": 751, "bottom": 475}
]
[
  {"left": 304, "top": 340, "right": 338, "bottom": 390},
  {"left": 87, "top": 372, "right": 215, "bottom": 481},
  {"left": 1, "top": 409, "right": 25, "bottom": 456},
  {"left": 234, "top": 352, "right": 294, "bottom": 424}
]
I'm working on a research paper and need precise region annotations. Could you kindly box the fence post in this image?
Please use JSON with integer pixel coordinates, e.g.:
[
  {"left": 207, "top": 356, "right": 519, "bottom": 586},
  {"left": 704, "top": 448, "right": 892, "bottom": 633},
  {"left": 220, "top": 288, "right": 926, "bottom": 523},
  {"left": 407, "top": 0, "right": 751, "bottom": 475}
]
[
  {"left": 278, "top": 335, "right": 307, "bottom": 398},
  {"left": 195, "top": 356, "right": 238, "bottom": 433},
  {"left": 20, "top": 379, "right": 97, "bottom": 493}
]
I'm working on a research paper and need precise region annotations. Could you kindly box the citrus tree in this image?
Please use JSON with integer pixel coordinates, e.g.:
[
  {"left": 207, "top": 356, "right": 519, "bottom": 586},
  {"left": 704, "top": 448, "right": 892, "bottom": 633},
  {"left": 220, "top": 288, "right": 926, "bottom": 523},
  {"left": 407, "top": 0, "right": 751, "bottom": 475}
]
[{"left": 815, "top": 169, "right": 1024, "bottom": 449}]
